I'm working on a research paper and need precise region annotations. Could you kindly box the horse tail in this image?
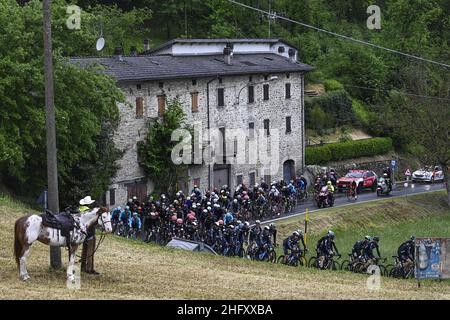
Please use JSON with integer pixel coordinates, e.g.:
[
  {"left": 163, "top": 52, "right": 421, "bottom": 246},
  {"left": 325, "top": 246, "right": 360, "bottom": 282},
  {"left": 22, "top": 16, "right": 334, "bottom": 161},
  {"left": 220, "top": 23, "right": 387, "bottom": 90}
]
[{"left": 14, "top": 216, "right": 27, "bottom": 267}]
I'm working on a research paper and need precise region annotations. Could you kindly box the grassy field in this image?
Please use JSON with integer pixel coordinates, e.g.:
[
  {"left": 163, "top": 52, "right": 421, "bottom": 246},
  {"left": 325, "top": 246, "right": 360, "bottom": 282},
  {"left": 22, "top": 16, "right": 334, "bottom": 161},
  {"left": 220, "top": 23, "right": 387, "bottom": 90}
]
[
  {"left": 273, "top": 191, "right": 450, "bottom": 266},
  {"left": 1, "top": 192, "right": 450, "bottom": 300}
]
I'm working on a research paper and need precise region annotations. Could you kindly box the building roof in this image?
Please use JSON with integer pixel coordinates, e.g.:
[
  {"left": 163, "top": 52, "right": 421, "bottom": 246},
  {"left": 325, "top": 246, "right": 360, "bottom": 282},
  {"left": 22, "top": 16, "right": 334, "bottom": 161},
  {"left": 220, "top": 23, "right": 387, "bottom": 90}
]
[
  {"left": 143, "top": 38, "right": 300, "bottom": 55},
  {"left": 70, "top": 53, "right": 313, "bottom": 82}
]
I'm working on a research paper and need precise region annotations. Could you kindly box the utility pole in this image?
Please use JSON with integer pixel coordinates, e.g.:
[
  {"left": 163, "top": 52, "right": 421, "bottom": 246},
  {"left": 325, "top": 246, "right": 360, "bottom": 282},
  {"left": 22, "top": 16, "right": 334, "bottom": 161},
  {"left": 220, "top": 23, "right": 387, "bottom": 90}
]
[{"left": 43, "top": 0, "right": 61, "bottom": 269}]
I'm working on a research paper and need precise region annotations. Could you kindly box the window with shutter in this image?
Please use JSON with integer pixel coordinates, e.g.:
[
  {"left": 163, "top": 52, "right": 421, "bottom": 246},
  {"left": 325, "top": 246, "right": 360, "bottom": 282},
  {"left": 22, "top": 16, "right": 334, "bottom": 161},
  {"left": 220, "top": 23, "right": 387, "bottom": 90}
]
[
  {"left": 285, "top": 83, "right": 291, "bottom": 99},
  {"left": 157, "top": 95, "right": 165, "bottom": 116},
  {"left": 263, "top": 84, "right": 269, "bottom": 100},
  {"left": 286, "top": 116, "right": 292, "bottom": 133},
  {"left": 218, "top": 88, "right": 225, "bottom": 107},
  {"left": 136, "top": 97, "right": 144, "bottom": 118},
  {"left": 248, "top": 85, "right": 254, "bottom": 103},
  {"left": 191, "top": 92, "right": 199, "bottom": 112}
]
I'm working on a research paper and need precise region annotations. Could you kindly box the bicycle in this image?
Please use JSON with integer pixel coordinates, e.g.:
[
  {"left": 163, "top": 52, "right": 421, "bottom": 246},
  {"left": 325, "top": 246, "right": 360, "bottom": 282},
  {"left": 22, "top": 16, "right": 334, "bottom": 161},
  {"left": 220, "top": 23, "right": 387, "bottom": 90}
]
[
  {"left": 308, "top": 253, "right": 341, "bottom": 270},
  {"left": 353, "top": 257, "right": 388, "bottom": 276},
  {"left": 277, "top": 248, "right": 307, "bottom": 267},
  {"left": 340, "top": 254, "right": 358, "bottom": 272},
  {"left": 387, "top": 256, "right": 415, "bottom": 279}
]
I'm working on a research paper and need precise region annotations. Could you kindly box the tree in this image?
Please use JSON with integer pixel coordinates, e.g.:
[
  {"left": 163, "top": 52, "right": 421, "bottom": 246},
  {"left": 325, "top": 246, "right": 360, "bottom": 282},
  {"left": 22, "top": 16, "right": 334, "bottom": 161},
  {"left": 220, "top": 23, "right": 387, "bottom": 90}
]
[
  {"left": 0, "top": 0, "right": 129, "bottom": 205},
  {"left": 138, "top": 99, "right": 192, "bottom": 196}
]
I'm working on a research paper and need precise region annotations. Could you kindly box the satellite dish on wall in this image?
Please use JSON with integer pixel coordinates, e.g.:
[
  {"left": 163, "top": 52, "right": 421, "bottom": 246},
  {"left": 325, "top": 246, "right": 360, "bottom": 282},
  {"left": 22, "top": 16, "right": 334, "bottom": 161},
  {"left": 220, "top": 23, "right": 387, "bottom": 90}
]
[
  {"left": 96, "top": 36, "right": 105, "bottom": 51},
  {"left": 95, "top": 19, "right": 105, "bottom": 52}
]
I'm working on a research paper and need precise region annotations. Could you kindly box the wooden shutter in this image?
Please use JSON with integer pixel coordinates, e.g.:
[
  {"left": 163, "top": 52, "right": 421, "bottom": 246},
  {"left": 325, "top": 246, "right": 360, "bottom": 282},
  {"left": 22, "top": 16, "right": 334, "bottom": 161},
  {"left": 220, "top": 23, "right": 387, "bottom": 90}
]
[
  {"left": 263, "top": 84, "right": 269, "bottom": 100},
  {"left": 158, "top": 95, "right": 165, "bottom": 116},
  {"left": 286, "top": 116, "right": 292, "bottom": 133},
  {"left": 136, "top": 97, "right": 144, "bottom": 118},
  {"left": 248, "top": 85, "right": 254, "bottom": 103},
  {"left": 218, "top": 88, "right": 224, "bottom": 107},
  {"left": 191, "top": 92, "right": 199, "bottom": 112},
  {"left": 285, "top": 83, "right": 291, "bottom": 99}
]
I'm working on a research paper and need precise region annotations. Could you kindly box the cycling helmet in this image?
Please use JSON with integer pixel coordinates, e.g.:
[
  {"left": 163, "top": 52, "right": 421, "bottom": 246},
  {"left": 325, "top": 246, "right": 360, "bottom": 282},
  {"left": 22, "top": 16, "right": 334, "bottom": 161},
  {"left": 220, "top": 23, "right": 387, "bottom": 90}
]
[
  {"left": 327, "top": 181, "right": 332, "bottom": 186},
  {"left": 328, "top": 230, "right": 335, "bottom": 238},
  {"left": 383, "top": 173, "right": 388, "bottom": 178},
  {"left": 133, "top": 212, "right": 138, "bottom": 216},
  {"left": 255, "top": 220, "right": 261, "bottom": 225},
  {"left": 207, "top": 202, "right": 211, "bottom": 206},
  {"left": 176, "top": 218, "right": 183, "bottom": 225},
  {"left": 410, "top": 235, "right": 416, "bottom": 241},
  {"left": 264, "top": 226, "right": 270, "bottom": 231},
  {"left": 207, "top": 206, "right": 212, "bottom": 211},
  {"left": 365, "top": 235, "right": 371, "bottom": 240},
  {"left": 237, "top": 220, "right": 242, "bottom": 225},
  {"left": 214, "top": 221, "right": 220, "bottom": 227},
  {"left": 244, "top": 221, "right": 250, "bottom": 227},
  {"left": 192, "top": 204, "right": 197, "bottom": 209},
  {"left": 174, "top": 200, "right": 179, "bottom": 205},
  {"left": 203, "top": 209, "right": 208, "bottom": 213},
  {"left": 293, "top": 231, "right": 300, "bottom": 237},
  {"left": 117, "top": 206, "right": 122, "bottom": 211},
  {"left": 128, "top": 199, "right": 132, "bottom": 203},
  {"left": 228, "top": 224, "right": 234, "bottom": 229},
  {"left": 269, "top": 223, "right": 276, "bottom": 229},
  {"left": 218, "top": 220, "right": 224, "bottom": 225},
  {"left": 233, "top": 199, "right": 238, "bottom": 203},
  {"left": 171, "top": 215, "right": 177, "bottom": 222},
  {"left": 297, "top": 229, "right": 304, "bottom": 236},
  {"left": 150, "top": 212, "right": 156, "bottom": 217},
  {"left": 125, "top": 206, "right": 130, "bottom": 210},
  {"left": 372, "top": 236, "right": 380, "bottom": 242},
  {"left": 133, "top": 196, "right": 137, "bottom": 200},
  {"left": 192, "top": 221, "right": 197, "bottom": 227}
]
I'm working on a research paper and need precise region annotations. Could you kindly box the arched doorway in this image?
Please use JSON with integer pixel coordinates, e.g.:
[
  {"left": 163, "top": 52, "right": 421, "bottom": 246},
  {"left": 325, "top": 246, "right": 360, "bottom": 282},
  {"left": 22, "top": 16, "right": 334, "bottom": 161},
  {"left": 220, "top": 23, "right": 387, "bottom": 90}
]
[{"left": 283, "top": 160, "right": 295, "bottom": 182}]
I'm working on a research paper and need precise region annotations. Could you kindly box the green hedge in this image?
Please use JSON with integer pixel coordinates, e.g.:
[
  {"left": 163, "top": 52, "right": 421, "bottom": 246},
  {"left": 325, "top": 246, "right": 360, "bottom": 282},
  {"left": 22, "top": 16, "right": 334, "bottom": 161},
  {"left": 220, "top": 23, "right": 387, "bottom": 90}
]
[{"left": 305, "top": 137, "right": 393, "bottom": 165}]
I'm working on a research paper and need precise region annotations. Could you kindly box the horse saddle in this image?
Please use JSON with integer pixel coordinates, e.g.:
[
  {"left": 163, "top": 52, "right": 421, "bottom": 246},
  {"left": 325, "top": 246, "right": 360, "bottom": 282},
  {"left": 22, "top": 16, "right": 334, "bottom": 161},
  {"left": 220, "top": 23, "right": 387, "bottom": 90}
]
[{"left": 41, "top": 208, "right": 80, "bottom": 246}]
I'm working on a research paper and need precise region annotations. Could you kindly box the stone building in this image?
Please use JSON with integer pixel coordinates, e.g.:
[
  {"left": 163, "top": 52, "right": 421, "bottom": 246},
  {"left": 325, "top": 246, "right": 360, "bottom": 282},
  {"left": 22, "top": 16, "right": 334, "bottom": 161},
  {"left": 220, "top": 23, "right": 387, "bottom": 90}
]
[{"left": 71, "top": 38, "right": 312, "bottom": 206}]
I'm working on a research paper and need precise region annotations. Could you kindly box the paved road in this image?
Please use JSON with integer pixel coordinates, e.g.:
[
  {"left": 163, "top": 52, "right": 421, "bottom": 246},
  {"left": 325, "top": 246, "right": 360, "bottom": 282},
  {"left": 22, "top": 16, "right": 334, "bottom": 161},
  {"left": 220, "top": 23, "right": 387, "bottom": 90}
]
[{"left": 262, "top": 182, "right": 446, "bottom": 225}]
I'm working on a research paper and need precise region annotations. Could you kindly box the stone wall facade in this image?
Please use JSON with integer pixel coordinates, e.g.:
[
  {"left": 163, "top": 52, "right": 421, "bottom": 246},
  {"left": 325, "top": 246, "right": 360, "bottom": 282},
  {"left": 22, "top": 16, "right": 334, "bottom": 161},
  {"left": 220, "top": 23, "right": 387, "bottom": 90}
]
[{"left": 105, "top": 71, "right": 306, "bottom": 206}]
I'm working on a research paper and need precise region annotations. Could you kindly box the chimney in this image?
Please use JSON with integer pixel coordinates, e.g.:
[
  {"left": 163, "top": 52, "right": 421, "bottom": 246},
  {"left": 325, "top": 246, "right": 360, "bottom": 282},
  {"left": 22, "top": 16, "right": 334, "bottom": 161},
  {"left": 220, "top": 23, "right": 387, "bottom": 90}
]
[
  {"left": 144, "top": 38, "right": 150, "bottom": 51},
  {"left": 114, "top": 47, "right": 124, "bottom": 61},
  {"left": 130, "top": 46, "right": 137, "bottom": 56},
  {"left": 288, "top": 48, "right": 296, "bottom": 62},
  {"left": 223, "top": 43, "right": 234, "bottom": 65}
]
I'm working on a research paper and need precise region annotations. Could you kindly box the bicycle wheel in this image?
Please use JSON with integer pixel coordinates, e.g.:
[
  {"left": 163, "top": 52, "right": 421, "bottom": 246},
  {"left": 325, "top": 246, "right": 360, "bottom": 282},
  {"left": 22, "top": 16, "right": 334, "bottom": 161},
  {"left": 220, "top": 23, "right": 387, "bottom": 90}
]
[
  {"left": 298, "top": 256, "right": 308, "bottom": 267},
  {"left": 277, "top": 255, "right": 285, "bottom": 264},
  {"left": 327, "top": 260, "right": 339, "bottom": 270},
  {"left": 340, "top": 260, "right": 351, "bottom": 271},
  {"left": 384, "top": 264, "right": 394, "bottom": 277},
  {"left": 377, "top": 265, "right": 388, "bottom": 277},
  {"left": 269, "top": 251, "right": 277, "bottom": 263},
  {"left": 389, "top": 266, "right": 403, "bottom": 278},
  {"left": 308, "top": 257, "right": 318, "bottom": 268},
  {"left": 353, "top": 262, "right": 366, "bottom": 273}
]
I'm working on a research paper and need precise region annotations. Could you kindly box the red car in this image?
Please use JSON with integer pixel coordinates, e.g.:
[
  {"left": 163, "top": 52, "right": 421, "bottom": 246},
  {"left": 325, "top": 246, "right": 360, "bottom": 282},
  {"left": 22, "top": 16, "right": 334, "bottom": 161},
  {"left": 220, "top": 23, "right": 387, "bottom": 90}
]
[{"left": 337, "top": 170, "right": 378, "bottom": 193}]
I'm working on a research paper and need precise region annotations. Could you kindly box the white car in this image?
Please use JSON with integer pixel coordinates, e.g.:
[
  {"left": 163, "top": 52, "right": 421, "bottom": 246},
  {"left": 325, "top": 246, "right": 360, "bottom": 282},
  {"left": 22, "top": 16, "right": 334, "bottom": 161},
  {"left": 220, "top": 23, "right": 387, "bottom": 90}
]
[{"left": 412, "top": 166, "right": 444, "bottom": 183}]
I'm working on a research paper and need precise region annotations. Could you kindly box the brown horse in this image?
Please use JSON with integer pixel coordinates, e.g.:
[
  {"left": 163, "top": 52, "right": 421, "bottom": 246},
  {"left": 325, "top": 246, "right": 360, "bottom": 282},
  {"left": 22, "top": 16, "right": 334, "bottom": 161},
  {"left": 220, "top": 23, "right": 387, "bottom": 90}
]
[{"left": 14, "top": 207, "right": 112, "bottom": 281}]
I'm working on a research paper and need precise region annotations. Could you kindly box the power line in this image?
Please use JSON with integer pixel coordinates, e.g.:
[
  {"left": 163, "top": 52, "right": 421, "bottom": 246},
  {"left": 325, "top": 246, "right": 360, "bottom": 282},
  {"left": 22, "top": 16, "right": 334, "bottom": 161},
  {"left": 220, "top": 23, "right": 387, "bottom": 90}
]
[
  {"left": 343, "top": 84, "right": 450, "bottom": 102},
  {"left": 226, "top": 0, "right": 450, "bottom": 69}
]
